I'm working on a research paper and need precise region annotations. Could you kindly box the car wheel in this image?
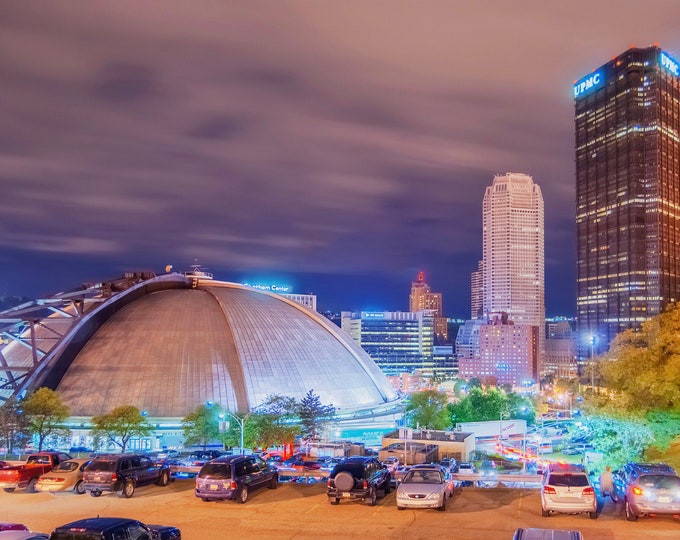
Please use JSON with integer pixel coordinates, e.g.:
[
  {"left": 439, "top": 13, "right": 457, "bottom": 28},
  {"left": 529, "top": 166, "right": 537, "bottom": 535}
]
[
  {"left": 74, "top": 480, "right": 86, "bottom": 495},
  {"left": 367, "top": 486, "right": 377, "bottom": 506},
  {"left": 625, "top": 499, "right": 638, "bottom": 521},
  {"left": 589, "top": 511, "right": 598, "bottom": 519},
  {"left": 119, "top": 479, "right": 135, "bottom": 498},
  {"left": 3, "top": 488, "right": 15, "bottom": 493},
  {"left": 397, "top": 505, "right": 405, "bottom": 510},
  {"left": 269, "top": 475, "right": 278, "bottom": 489},
  {"left": 438, "top": 495, "right": 447, "bottom": 512},
  {"left": 610, "top": 492, "right": 619, "bottom": 503},
  {"left": 541, "top": 508, "right": 550, "bottom": 517},
  {"left": 201, "top": 497, "right": 210, "bottom": 502},
  {"left": 238, "top": 485, "right": 249, "bottom": 504},
  {"left": 156, "top": 470, "right": 169, "bottom": 487},
  {"left": 26, "top": 477, "right": 38, "bottom": 493},
  {"left": 90, "top": 490, "right": 101, "bottom": 497},
  {"left": 329, "top": 497, "right": 339, "bottom": 505}
]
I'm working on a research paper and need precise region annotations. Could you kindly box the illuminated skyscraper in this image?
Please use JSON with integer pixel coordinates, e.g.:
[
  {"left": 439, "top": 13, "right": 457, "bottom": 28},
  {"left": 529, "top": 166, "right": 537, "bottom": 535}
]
[
  {"left": 482, "top": 172, "right": 545, "bottom": 370},
  {"left": 575, "top": 46, "right": 680, "bottom": 352},
  {"left": 409, "top": 271, "right": 447, "bottom": 342}
]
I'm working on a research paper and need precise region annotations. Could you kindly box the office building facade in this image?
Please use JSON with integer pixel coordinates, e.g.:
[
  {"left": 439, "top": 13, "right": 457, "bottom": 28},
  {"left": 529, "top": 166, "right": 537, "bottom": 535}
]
[
  {"left": 575, "top": 46, "right": 680, "bottom": 352},
  {"left": 409, "top": 271, "right": 448, "bottom": 342},
  {"left": 482, "top": 172, "right": 545, "bottom": 370},
  {"left": 341, "top": 310, "right": 434, "bottom": 377}
]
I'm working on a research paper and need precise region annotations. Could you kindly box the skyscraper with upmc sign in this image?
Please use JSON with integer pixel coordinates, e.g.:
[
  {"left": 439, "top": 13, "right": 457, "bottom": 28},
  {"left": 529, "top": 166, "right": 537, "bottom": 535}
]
[{"left": 575, "top": 46, "right": 680, "bottom": 353}]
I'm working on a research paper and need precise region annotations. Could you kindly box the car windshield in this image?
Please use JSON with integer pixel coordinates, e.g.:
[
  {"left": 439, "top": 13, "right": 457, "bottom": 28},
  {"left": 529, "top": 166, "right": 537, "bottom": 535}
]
[
  {"left": 639, "top": 474, "right": 680, "bottom": 489},
  {"left": 86, "top": 461, "right": 115, "bottom": 472},
  {"left": 404, "top": 469, "right": 443, "bottom": 484},
  {"left": 333, "top": 463, "right": 366, "bottom": 479},
  {"left": 199, "top": 463, "right": 231, "bottom": 479},
  {"left": 53, "top": 461, "right": 79, "bottom": 472},
  {"left": 548, "top": 473, "right": 589, "bottom": 487}
]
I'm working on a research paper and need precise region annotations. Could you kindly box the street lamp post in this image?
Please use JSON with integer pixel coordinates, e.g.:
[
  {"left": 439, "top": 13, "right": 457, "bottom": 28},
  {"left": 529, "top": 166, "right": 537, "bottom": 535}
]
[
  {"left": 220, "top": 412, "right": 250, "bottom": 455},
  {"left": 589, "top": 334, "right": 596, "bottom": 390}
]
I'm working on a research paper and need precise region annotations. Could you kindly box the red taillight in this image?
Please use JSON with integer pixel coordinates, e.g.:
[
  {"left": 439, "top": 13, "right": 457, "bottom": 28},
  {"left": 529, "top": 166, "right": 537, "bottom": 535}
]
[
  {"left": 543, "top": 486, "right": 556, "bottom": 494},
  {"left": 363, "top": 480, "right": 368, "bottom": 489},
  {"left": 111, "top": 473, "right": 118, "bottom": 481},
  {"left": 583, "top": 486, "right": 595, "bottom": 496},
  {"left": 327, "top": 479, "right": 332, "bottom": 487},
  {"left": 52, "top": 477, "right": 65, "bottom": 483},
  {"left": 230, "top": 481, "right": 237, "bottom": 490},
  {"left": 632, "top": 485, "right": 644, "bottom": 496}
]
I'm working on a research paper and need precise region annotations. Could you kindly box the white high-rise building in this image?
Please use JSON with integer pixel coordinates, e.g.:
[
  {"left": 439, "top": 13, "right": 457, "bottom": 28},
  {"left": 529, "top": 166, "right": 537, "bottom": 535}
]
[{"left": 482, "top": 172, "right": 545, "bottom": 371}]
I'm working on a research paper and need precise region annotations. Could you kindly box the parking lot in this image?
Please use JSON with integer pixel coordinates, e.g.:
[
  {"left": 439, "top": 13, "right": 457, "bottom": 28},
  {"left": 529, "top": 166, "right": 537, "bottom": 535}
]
[{"left": 2, "top": 478, "right": 680, "bottom": 539}]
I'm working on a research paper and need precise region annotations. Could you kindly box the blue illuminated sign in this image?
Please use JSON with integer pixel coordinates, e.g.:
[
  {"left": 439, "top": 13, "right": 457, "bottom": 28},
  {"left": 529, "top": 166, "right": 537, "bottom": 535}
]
[
  {"left": 660, "top": 51, "right": 679, "bottom": 76},
  {"left": 362, "top": 312, "right": 385, "bottom": 319},
  {"left": 573, "top": 71, "right": 602, "bottom": 98},
  {"left": 242, "top": 282, "right": 291, "bottom": 293}
]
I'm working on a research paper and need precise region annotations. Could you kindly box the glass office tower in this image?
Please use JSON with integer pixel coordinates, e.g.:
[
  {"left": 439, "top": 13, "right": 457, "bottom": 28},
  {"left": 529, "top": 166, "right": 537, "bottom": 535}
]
[{"left": 575, "top": 46, "right": 680, "bottom": 353}]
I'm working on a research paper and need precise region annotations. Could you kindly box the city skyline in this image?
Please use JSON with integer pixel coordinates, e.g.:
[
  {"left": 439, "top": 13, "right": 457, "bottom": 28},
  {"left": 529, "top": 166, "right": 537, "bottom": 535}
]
[{"left": 2, "top": 2, "right": 680, "bottom": 317}]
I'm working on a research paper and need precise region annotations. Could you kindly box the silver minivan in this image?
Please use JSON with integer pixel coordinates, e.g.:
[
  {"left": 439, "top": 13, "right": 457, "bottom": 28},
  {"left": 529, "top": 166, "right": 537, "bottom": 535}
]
[
  {"left": 540, "top": 463, "right": 597, "bottom": 519},
  {"left": 513, "top": 528, "right": 583, "bottom": 540}
]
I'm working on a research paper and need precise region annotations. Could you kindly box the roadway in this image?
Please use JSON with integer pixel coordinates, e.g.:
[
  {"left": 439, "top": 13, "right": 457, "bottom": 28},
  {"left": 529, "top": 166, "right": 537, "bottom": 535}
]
[{"left": 2, "top": 478, "right": 679, "bottom": 539}]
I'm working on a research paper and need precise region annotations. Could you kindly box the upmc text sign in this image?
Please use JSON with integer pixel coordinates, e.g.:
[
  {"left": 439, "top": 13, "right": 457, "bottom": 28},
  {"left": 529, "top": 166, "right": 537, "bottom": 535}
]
[
  {"left": 660, "top": 51, "right": 679, "bottom": 77},
  {"left": 573, "top": 71, "right": 602, "bottom": 98}
]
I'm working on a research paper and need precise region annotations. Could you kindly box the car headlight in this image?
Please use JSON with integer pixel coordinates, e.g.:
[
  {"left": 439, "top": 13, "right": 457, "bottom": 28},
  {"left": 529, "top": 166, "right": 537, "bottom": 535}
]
[
  {"left": 397, "top": 491, "right": 409, "bottom": 500},
  {"left": 426, "top": 492, "right": 441, "bottom": 500}
]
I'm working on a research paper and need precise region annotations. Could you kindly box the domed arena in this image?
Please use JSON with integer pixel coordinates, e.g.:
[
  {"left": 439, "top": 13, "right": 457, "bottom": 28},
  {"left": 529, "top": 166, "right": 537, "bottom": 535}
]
[{"left": 0, "top": 271, "right": 402, "bottom": 448}]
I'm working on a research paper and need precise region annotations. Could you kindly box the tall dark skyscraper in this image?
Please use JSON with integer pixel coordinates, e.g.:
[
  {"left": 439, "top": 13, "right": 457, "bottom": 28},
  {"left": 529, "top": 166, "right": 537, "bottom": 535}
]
[{"left": 575, "top": 45, "right": 680, "bottom": 354}]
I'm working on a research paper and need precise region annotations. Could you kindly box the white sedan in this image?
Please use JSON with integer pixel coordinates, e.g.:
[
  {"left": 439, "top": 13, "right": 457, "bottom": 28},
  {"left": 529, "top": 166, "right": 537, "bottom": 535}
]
[{"left": 396, "top": 466, "right": 453, "bottom": 511}]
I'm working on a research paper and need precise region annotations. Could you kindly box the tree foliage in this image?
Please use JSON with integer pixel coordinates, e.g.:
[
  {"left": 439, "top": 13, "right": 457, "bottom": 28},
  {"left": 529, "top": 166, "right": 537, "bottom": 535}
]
[
  {"left": 22, "top": 388, "right": 70, "bottom": 451},
  {"left": 91, "top": 406, "right": 153, "bottom": 453},
  {"left": 447, "top": 387, "right": 536, "bottom": 426},
  {"left": 297, "top": 390, "right": 335, "bottom": 441},
  {"left": 0, "top": 397, "right": 30, "bottom": 454},
  {"left": 597, "top": 303, "right": 680, "bottom": 413},
  {"left": 182, "top": 404, "right": 221, "bottom": 450},
  {"left": 405, "top": 389, "right": 450, "bottom": 430},
  {"left": 250, "top": 395, "right": 300, "bottom": 449}
]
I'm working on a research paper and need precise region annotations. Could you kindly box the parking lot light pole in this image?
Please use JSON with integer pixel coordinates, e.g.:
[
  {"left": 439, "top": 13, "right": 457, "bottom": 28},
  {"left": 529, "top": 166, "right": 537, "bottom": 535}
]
[{"left": 220, "top": 412, "right": 250, "bottom": 455}]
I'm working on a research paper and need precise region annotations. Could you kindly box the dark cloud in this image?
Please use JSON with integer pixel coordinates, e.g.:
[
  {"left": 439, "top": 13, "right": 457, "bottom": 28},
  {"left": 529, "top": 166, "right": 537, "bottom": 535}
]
[{"left": 1, "top": 0, "right": 679, "bottom": 316}]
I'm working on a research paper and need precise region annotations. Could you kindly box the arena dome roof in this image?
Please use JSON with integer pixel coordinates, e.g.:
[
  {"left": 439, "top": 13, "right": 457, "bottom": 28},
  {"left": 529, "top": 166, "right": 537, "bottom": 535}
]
[{"left": 48, "top": 277, "right": 399, "bottom": 418}]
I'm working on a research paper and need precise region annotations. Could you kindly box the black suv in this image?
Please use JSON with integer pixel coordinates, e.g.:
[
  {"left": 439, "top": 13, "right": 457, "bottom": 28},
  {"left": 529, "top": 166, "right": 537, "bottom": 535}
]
[
  {"left": 49, "top": 517, "right": 180, "bottom": 540},
  {"left": 326, "top": 456, "right": 391, "bottom": 505},
  {"left": 82, "top": 454, "right": 171, "bottom": 498},
  {"left": 195, "top": 455, "right": 278, "bottom": 503}
]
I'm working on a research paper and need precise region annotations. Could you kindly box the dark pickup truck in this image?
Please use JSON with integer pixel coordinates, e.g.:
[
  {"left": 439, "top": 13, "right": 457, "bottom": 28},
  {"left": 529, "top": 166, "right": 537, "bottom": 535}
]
[{"left": 0, "top": 452, "right": 72, "bottom": 492}]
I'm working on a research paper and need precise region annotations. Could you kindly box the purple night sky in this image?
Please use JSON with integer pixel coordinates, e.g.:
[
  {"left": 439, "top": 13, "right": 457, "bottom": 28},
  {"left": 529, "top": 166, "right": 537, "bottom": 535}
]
[{"left": 1, "top": 1, "right": 679, "bottom": 316}]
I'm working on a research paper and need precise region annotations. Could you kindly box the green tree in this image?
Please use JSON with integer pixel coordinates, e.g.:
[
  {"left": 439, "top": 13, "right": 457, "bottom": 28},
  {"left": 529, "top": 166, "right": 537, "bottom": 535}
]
[
  {"left": 22, "top": 388, "right": 70, "bottom": 451},
  {"left": 297, "top": 390, "right": 335, "bottom": 441},
  {"left": 405, "top": 389, "right": 450, "bottom": 429},
  {"left": 91, "top": 406, "right": 153, "bottom": 453},
  {"left": 597, "top": 304, "right": 680, "bottom": 413},
  {"left": 0, "top": 397, "right": 30, "bottom": 454},
  {"left": 182, "top": 404, "right": 222, "bottom": 450},
  {"left": 251, "top": 395, "right": 300, "bottom": 449}
]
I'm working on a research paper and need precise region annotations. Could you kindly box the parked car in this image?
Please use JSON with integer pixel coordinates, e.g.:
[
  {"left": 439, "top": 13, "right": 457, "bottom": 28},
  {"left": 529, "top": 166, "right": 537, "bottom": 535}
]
[
  {"left": 48, "top": 517, "right": 180, "bottom": 540},
  {"left": 0, "top": 524, "right": 29, "bottom": 532},
  {"left": 275, "top": 453, "right": 328, "bottom": 471},
  {"left": 0, "top": 452, "right": 72, "bottom": 493},
  {"left": 477, "top": 460, "right": 498, "bottom": 487},
  {"left": 541, "top": 463, "right": 597, "bottom": 519},
  {"left": 381, "top": 456, "right": 400, "bottom": 473},
  {"left": 82, "top": 454, "right": 171, "bottom": 498},
  {"left": 562, "top": 443, "right": 595, "bottom": 455},
  {"left": 610, "top": 462, "right": 680, "bottom": 521},
  {"left": 35, "top": 458, "right": 92, "bottom": 494},
  {"left": 439, "top": 457, "right": 457, "bottom": 474},
  {"left": 195, "top": 455, "right": 278, "bottom": 503},
  {"left": 0, "top": 532, "right": 49, "bottom": 540},
  {"left": 68, "top": 446, "right": 93, "bottom": 454},
  {"left": 396, "top": 465, "right": 452, "bottom": 511},
  {"left": 169, "top": 450, "right": 224, "bottom": 478},
  {"left": 457, "top": 461, "right": 476, "bottom": 474},
  {"left": 513, "top": 528, "right": 583, "bottom": 540},
  {"left": 326, "top": 456, "right": 391, "bottom": 506}
]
